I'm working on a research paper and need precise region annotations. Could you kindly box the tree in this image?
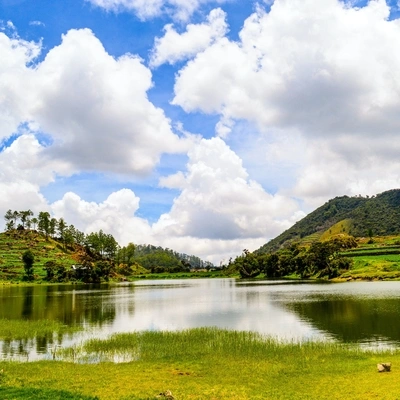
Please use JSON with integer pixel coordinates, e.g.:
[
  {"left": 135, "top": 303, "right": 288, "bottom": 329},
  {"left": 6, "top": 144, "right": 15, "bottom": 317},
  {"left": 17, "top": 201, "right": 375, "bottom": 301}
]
[
  {"left": 4, "top": 209, "right": 13, "bottom": 231},
  {"left": 31, "top": 217, "right": 38, "bottom": 231},
  {"left": 64, "top": 225, "right": 76, "bottom": 249},
  {"left": 58, "top": 218, "right": 67, "bottom": 249},
  {"left": 22, "top": 250, "right": 35, "bottom": 281},
  {"left": 74, "top": 229, "right": 86, "bottom": 246},
  {"left": 125, "top": 243, "right": 136, "bottom": 267},
  {"left": 20, "top": 210, "right": 33, "bottom": 229},
  {"left": 58, "top": 218, "right": 66, "bottom": 239},
  {"left": 49, "top": 218, "right": 57, "bottom": 238},
  {"left": 12, "top": 210, "right": 20, "bottom": 227},
  {"left": 236, "top": 249, "right": 261, "bottom": 278},
  {"left": 38, "top": 212, "right": 51, "bottom": 238}
]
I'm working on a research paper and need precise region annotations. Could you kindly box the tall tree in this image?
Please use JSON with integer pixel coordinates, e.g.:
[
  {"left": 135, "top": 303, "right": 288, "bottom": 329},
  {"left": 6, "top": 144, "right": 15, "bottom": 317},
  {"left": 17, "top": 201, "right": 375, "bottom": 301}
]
[
  {"left": 31, "top": 217, "right": 38, "bottom": 231},
  {"left": 49, "top": 218, "right": 57, "bottom": 238},
  {"left": 20, "top": 210, "right": 33, "bottom": 229},
  {"left": 4, "top": 209, "right": 13, "bottom": 231},
  {"left": 58, "top": 218, "right": 67, "bottom": 249},
  {"left": 38, "top": 211, "right": 51, "bottom": 238},
  {"left": 12, "top": 210, "right": 20, "bottom": 227}
]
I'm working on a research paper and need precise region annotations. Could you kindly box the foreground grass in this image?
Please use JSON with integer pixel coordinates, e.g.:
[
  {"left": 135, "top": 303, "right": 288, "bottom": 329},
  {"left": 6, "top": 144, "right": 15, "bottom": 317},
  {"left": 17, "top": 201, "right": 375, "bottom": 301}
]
[{"left": 1, "top": 328, "right": 400, "bottom": 399}]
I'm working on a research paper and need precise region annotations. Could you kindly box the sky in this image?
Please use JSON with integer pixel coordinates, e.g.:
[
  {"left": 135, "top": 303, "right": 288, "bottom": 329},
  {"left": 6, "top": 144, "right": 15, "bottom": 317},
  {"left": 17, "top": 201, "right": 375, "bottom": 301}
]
[{"left": 1, "top": 0, "right": 400, "bottom": 264}]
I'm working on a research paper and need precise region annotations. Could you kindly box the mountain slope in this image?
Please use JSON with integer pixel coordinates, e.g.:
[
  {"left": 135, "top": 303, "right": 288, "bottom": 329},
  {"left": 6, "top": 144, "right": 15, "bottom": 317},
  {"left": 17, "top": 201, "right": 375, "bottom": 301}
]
[{"left": 257, "top": 189, "right": 400, "bottom": 253}]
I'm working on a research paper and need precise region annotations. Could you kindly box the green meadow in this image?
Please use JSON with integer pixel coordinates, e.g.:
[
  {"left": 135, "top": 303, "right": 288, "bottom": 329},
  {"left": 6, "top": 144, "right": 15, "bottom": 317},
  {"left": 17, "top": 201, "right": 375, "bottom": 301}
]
[{"left": 1, "top": 328, "right": 400, "bottom": 399}]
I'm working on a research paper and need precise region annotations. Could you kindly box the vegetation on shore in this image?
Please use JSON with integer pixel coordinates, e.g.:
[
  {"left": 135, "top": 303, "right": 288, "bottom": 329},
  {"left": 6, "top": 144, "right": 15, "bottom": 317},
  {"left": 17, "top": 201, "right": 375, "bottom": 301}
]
[
  {"left": 4, "top": 189, "right": 400, "bottom": 283},
  {"left": 0, "top": 209, "right": 216, "bottom": 283},
  {"left": 0, "top": 328, "right": 399, "bottom": 399},
  {"left": 223, "top": 189, "right": 400, "bottom": 281}
]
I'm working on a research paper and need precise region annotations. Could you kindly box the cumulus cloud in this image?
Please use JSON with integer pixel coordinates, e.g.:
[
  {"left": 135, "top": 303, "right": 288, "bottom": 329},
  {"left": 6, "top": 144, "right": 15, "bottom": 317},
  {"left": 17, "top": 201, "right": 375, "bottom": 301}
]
[
  {"left": 153, "top": 137, "right": 301, "bottom": 260},
  {"left": 150, "top": 8, "right": 228, "bottom": 67},
  {"left": 86, "top": 0, "right": 229, "bottom": 21},
  {"left": 51, "top": 189, "right": 153, "bottom": 244},
  {"left": 0, "top": 134, "right": 59, "bottom": 216},
  {"left": 173, "top": 0, "right": 400, "bottom": 139},
  {"left": 33, "top": 28, "right": 191, "bottom": 175},
  {"left": 0, "top": 32, "right": 40, "bottom": 140},
  {"left": 171, "top": 0, "right": 400, "bottom": 204},
  {"left": 0, "top": 28, "right": 193, "bottom": 176}
]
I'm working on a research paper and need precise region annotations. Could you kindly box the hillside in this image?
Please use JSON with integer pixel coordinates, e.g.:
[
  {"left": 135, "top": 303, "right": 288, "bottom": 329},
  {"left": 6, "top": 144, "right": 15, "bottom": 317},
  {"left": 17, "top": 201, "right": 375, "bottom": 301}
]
[
  {"left": 0, "top": 229, "right": 217, "bottom": 282},
  {"left": 257, "top": 189, "right": 400, "bottom": 253},
  {"left": 0, "top": 229, "right": 85, "bottom": 281}
]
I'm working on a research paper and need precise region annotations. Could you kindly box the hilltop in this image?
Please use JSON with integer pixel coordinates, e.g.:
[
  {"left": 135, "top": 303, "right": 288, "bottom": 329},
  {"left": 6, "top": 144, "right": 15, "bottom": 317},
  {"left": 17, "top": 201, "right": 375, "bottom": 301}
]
[{"left": 257, "top": 189, "right": 400, "bottom": 253}]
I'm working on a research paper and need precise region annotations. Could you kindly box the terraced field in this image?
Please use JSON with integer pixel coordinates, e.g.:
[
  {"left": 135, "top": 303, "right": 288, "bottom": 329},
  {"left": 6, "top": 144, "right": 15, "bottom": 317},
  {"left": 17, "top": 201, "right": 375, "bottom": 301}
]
[{"left": 0, "top": 230, "right": 77, "bottom": 281}]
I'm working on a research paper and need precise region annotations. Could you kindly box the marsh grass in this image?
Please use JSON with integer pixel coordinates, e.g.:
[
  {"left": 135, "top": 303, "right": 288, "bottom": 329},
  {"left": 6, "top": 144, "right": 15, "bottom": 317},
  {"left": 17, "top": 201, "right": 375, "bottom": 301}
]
[
  {"left": 0, "top": 318, "right": 80, "bottom": 340},
  {"left": 1, "top": 328, "right": 400, "bottom": 399}
]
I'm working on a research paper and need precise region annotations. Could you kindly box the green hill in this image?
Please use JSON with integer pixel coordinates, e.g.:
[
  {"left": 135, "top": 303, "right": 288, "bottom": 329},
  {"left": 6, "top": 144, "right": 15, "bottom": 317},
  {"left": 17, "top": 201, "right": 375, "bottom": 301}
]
[
  {"left": 257, "top": 189, "right": 400, "bottom": 253},
  {"left": 0, "top": 229, "right": 83, "bottom": 281}
]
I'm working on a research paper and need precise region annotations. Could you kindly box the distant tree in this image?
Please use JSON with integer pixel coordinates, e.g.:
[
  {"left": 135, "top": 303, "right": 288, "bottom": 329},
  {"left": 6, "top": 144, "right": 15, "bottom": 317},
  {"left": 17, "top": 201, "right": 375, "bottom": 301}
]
[
  {"left": 125, "top": 242, "right": 136, "bottom": 267},
  {"left": 38, "top": 212, "right": 51, "bottom": 238},
  {"left": 12, "top": 210, "right": 20, "bottom": 227},
  {"left": 22, "top": 250, "right": 35, "bottom": 281},
  {"left": 235, "top": 249, "right": 261, "bottom": 278},
  {"left": 73, "top": 229, "right": 86, "bottom": 246},
  {"left": 43, "top": 260, "right": 56, "bottom": 281},
  {"left": 58, "top": 218, "right": 66, "bottom": 239},
  {"left": 20, "top": 210, "right": 33, "bottom": 229},
  {"left": 31, "top": 217, "right": 38, "bottom": 231},
  {"left": 5, "top": 220, "right": 15, "bottom": 231},
  {"left": 49, "top": 218, "right": 57, "bottom": 238},
  {"left": 4, "top": 209, "right": 14, "bottom": 231}
]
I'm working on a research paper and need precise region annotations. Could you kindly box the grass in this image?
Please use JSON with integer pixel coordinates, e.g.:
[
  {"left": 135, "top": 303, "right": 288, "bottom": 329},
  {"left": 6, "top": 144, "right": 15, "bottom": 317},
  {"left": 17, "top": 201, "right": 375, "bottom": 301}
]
[
  {"left": 320, "top": 219, "right": 353, "bottom": 240},
  {"left": 1, "top": 328, "right": 400, "bottom": 399},
  {"left": 0, "top": 318, "right": 81, "bottom": 341}
]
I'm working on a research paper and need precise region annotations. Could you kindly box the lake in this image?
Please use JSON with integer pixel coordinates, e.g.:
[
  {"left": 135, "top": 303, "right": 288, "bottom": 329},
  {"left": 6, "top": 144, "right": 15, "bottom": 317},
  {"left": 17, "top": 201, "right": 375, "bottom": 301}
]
[{"left": 2, "top": 278, "right": 400, "bottom": 361}]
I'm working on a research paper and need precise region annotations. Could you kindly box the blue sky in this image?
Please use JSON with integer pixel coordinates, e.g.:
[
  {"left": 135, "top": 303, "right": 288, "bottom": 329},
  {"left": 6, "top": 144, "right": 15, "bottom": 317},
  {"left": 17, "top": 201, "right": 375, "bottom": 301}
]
[{"left": 1, "top": 0, "right": 400, "bottom": 263}]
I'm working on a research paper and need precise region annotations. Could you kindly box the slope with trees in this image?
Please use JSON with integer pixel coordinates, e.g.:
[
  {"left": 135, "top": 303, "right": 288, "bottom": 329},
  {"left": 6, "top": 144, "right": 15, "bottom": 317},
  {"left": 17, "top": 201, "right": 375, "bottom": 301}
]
[
  {"left": 1, "top": 209, "right": 215, "bottom": 283},
  {"left": 257, "top": 189, "right": 400, "bottom": 254}
]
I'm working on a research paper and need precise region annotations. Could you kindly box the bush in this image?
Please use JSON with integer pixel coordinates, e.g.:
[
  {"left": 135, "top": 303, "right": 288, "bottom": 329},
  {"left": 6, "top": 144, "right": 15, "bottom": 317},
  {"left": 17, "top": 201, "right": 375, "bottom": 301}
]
[{"left": 22, "top": 250, "right": 35, "bottom": 281}]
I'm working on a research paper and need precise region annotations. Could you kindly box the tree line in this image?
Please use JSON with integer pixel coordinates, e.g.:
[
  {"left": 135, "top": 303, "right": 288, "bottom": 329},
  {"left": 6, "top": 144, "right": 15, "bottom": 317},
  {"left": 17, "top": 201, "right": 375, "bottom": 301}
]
[
  {"left": 4, "top": 209, "right": 213, "bottom": 281},
  {"left": 229, "top": 236, "right": 358, "bottom": 280},
  {"left": 4, "top": 209, "right": 118, "bottom": 257}
]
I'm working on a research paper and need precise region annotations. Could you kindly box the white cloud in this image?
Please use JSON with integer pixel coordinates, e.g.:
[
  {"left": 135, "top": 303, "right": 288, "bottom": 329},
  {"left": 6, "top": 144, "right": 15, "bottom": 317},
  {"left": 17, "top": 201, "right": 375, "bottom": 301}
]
[
  {"left": 86, "top": 0, "right": 229, "bottom": 21},
  {"left": 0, "top": 28, "right": 193, "bottom": 177},
  {"left": 29, "top": 21, "right": 45, "bottom": 27},
  {"left": 32, "top": 28, "right": 192, "bottom": 176},
  {"left": 172, "top": 0, "right": 400, "bottom": 205},
  {"left": 0, "top": 134, "right": 61, "bottom": 217},
  {"left": 51, "top": 189, "right": 153, "bottom": 244},
  {"left": 0, "top": 33, "right": 40, "bottom": 140},
  {"left": 152, "top": 137, "right": 301, "bottom": 261},
  {"left": 150, "top": 8, "right": 228, "bottom": 67},
  {"left": 173, "top": 0, "right": 400, "bottom": 138}
]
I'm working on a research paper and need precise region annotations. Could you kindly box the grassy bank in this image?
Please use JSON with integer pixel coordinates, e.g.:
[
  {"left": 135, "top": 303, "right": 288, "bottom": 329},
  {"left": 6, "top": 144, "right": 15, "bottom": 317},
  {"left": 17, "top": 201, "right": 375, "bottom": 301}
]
[{"left": 1, "top": 328, "right": 399, "bottom": 399}]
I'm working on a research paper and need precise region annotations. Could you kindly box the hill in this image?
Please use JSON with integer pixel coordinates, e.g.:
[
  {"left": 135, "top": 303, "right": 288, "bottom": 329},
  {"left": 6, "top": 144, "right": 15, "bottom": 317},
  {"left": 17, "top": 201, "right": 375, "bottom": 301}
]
[
  {"left": 257, "top": 189, "right": 400, "bottom": 253},
  {"left": 0, "top": 229, "right": 87, "bottom": 281},
  {"left": 0, "top": 229, "right": 217, "bottom": 282}
]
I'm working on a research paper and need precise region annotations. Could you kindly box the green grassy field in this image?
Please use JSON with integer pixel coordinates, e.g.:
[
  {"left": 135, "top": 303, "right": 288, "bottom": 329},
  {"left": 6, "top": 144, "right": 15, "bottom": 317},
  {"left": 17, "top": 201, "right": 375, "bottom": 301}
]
[
  {"left": 0, "top": 328, "right": 399, "bottom": 399},
  {"left": 337, "top": 236, "right": 400, "bottom": 280}
]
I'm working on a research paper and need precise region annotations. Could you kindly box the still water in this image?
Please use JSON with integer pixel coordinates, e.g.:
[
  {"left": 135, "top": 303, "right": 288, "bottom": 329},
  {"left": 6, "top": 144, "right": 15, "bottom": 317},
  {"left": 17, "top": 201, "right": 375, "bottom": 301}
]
[{"left": 1, "top": 279, "right": 400, "bottom": 360}]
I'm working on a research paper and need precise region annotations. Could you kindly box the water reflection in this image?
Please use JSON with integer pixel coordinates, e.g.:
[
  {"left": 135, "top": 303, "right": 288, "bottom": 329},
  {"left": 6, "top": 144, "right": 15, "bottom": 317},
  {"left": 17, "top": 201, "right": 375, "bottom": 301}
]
[{"left": 2, "top": 280, "right": 400, "bottom": 360}]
